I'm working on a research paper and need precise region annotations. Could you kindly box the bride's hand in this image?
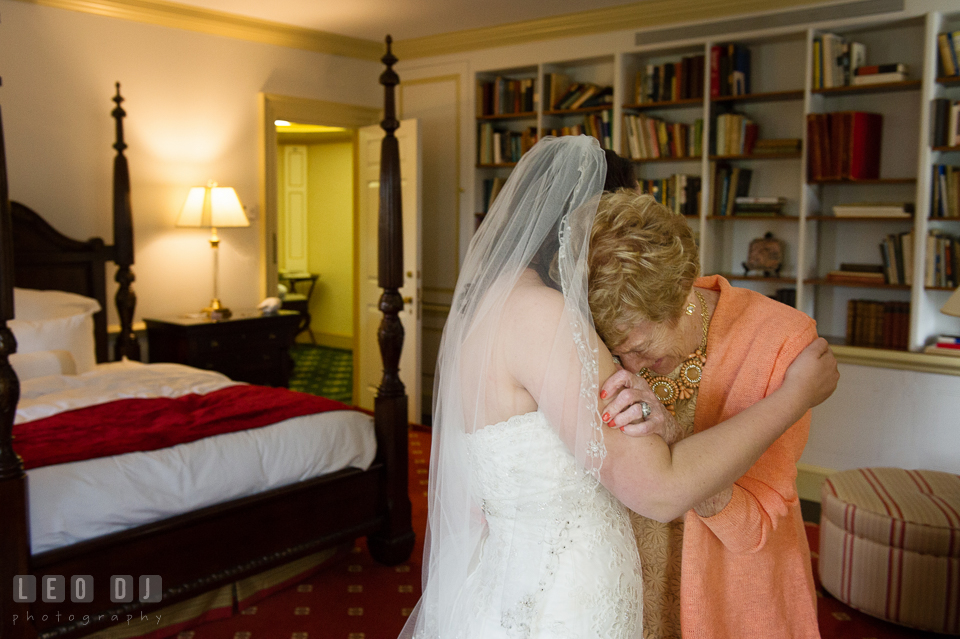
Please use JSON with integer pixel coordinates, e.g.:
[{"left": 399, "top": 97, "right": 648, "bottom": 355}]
[
  {"left": 600, "top": 369, "right": 683, "bottom": 444},
  {"left": 782, "top": 337, "right": 840, "bottom": 409}
]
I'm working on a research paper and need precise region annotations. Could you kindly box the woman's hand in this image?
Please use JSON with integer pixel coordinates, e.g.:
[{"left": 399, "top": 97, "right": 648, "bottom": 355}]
[
  {"left": 783, "top": 337, "right": 840, "bottom": 409},
  {"left": 600, "top": 369, "right": 683, "bottom": 444}
]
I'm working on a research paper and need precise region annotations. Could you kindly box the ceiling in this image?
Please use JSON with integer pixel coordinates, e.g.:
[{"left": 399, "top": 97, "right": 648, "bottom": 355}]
[{"left": 165, "top": 0, "right": 643, "bottom": 42}]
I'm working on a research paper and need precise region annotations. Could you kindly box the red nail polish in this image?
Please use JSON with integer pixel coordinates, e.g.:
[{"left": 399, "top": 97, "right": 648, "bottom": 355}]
[
  {"left": 619, "top": 426, "right": 625, "bottom": 432},
  {"left": 602, "top": 412, "right": 610, "bottom": 422},
  {"left": 600, "top": 390, "right": 607, "bottom": 399}
]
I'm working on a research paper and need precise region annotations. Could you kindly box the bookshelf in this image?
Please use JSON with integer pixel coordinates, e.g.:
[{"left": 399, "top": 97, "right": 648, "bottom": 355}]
[{"left": 472, "top": 9, "right": 960, "bottom": 358}]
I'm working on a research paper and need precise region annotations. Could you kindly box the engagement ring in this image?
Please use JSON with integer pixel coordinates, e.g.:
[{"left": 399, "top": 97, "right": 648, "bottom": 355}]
[{"left": 639, "top": 401, "right": 651, "bottom": 420}]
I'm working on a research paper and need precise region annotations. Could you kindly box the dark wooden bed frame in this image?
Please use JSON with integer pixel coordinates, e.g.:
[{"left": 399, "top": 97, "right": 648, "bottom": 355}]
[{"left": 0, "top": 38, "right": 413, "bottom": 639}]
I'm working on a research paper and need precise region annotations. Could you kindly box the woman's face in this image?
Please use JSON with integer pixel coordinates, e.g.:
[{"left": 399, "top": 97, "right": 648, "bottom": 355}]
[{"left": 610, "top": 316, "right": 687, "bottom": 375}]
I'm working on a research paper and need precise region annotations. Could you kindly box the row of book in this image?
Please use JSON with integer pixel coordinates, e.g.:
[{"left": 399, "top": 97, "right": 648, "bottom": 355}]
[
  {"left": 926, "top": 230, "right": 959, "bottom": 289},
  {"left": 812, "top": 33, "right": 866, "bottom": 89},
  {"left": 476, "top": 77, "right": 536, "bottom": 117},
  {"left": 638, "top": 175, "right": 702, "bottom": 217},
  {"left": 932, "top": 165, "right": 960, "bottom": 218},
  {"left": 543, "top": 119, "right": 613, "bottom": 150},
  {"left": 846, "top": 300, "right": 910, "bottom": 350},
  {"left": 714, "top": 113, "right": 757, "bottom": 156},
  {"left": 543, "top": 73, "right": 613, "bottom": 111},
  {"left": 633, "top": 55, "right": 705, "bottom": 104},
  {"left": 806, "top": 112, "right": 882, "bottom": 181},
  {"left": 932, "top": 99, "right": 960, "bottom": 148},
  {"left": 622, "top": 114, "right": 703, "bottom": 160},
  {"left": 710, "top": 44, "right": 751, "bottom": 97},
  {"left": 477, "top": 124, "right": 537, "bottom": 165},
  {"left": 936, "top": 31, "right": 960, "bottom": 77}
]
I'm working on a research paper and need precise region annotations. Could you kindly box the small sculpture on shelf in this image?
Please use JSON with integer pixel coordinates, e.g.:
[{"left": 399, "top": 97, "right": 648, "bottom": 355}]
[{"left": 742, "top": 232, "right": 784, "bottom": 278}]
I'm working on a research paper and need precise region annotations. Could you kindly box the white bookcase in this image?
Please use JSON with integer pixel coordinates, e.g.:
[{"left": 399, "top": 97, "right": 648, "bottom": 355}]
[{"left": 473, "top": 9, "right": 960, "bottom": 359}]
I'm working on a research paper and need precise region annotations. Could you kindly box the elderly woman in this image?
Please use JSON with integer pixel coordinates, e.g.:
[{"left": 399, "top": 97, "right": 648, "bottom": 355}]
[{"left": 590, "top": 190, "right": 824, "bottom": 639}]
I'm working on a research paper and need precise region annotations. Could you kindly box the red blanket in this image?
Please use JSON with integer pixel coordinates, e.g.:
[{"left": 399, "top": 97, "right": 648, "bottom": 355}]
[{"left": 13, "top": 386, "right": 353, "bottom": 470}]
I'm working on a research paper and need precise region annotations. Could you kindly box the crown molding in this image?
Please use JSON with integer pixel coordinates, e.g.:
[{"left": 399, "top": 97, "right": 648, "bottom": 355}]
[
  {"left": 11, "top": 0, "right": 383, "bottom": 60},
  {"left": 393, "top": 0, "right": 835, "bottom": 59}
]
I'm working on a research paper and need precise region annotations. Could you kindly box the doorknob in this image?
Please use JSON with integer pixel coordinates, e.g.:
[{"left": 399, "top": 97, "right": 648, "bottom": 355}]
[{"left": 403, "top": 296, "right": 413, "bottom": 304}]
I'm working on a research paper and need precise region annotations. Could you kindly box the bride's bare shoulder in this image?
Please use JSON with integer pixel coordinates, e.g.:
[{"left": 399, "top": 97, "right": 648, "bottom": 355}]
[{"left": 504, "top": 270, "right": 565, "bottom": 323}]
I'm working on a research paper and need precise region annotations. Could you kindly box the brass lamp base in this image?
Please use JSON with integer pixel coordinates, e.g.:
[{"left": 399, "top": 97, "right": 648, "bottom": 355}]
[{"left": 204, "top": 298, "right": 232, "bottom": 321}]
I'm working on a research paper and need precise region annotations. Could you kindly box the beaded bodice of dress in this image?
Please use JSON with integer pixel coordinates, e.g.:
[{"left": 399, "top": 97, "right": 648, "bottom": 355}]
[{"left": 461, "top": 412, "right": 643, "bottom": 639}]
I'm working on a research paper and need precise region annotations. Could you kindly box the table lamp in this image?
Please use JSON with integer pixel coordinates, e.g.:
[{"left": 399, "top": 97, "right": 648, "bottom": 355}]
[{"left": 176, "top": 181, "right": 249, "bottom": 319}]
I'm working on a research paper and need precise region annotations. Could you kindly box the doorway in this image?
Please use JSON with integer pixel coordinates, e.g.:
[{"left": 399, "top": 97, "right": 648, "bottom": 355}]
[{"left": 258, "top": 94, "right": 380, "bottom": 404}]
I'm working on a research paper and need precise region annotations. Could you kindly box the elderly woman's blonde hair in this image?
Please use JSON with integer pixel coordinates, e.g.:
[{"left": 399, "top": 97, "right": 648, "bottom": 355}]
[{"left": 588, "top": 191, "right": 700, "bottom": 348}]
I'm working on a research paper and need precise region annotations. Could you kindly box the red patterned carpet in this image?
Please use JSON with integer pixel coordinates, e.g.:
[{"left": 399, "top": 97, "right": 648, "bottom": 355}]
[{"left": 180, "top": 428, "right": 942, "bottom": 639}]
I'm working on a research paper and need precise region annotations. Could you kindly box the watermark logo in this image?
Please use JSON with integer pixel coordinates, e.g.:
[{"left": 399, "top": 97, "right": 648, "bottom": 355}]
[{"left": 12, "top": 575, "right": 162, "bottom": 603}]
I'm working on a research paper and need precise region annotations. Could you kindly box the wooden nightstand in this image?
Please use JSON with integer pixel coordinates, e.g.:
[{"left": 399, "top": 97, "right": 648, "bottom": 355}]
[{"left": 145, "top": 310, "right": 301, "bottom": 387}]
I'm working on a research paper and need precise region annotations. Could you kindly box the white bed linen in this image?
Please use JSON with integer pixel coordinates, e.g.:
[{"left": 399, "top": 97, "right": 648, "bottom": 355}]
[{"left": 20, "top": 361, "right": 376, "bottom": 554}]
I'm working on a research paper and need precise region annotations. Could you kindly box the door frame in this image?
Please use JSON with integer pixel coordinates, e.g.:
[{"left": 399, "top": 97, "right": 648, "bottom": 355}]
[{"left": 257, "top": 93, "right": 380, "bottom": 398}]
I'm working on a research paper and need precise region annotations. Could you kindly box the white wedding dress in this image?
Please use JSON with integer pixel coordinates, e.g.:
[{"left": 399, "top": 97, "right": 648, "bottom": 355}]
[{"left": 459, "top": 411, "right": 643, "bottom": 638}]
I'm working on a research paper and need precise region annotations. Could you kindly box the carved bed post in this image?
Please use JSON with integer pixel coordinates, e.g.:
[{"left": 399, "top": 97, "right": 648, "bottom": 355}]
[
  {"left": 111, "top": 83, "right": 140, "bottom": 362},
  {"left": 0, "top": 84, "right": 34, "bottom": 639},
  {"left": 368, "top": 36, "right": 415, "bottom": 566}
]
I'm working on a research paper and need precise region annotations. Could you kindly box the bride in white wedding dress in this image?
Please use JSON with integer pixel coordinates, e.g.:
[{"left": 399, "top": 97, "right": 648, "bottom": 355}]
[{"left": 400, "top": 135, "right": 838, "bottom": 639}]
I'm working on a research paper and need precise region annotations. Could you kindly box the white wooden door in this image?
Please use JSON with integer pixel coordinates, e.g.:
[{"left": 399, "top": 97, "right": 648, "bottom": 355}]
[
  {"left": 280, "top": 145, "right": 308, "bottom": 273},
  {"left": 357, "top": 120, "right": 422, "bottom": 423}
]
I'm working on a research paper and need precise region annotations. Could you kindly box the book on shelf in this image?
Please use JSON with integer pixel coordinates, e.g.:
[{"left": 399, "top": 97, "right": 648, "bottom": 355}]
[
  {"left": 937, "top": 31, "right": 960, "bottom": 78},
  {"left": 925, "top": 230, "right": 959, "bottom": 288},
  {"left": 550, "top": 82, "right": 612, "bottom": 111},
  {"left": 544, "top": 73, "right": 571, "bottom": 111},
  {"left": 832, "top": 202, "right": 913, "bottom": 218},
  {"left": 937, "top": 335, "right": 960, "bottom": 345},
  {"left": 932, "top": 165, "right": 960, "bottom": 218},
  {"left": 635, "top": 54, "right": 705, "bottom": 103},
  {"left": 623, "top": 114, "right": 702, "bottom": 160},
  {"left": 544, "top": 110, "right": 613, "bottom": 149},
  {"left": 806, "top": 112, "right": 882, "bottom": 181},
  {"left": 714, "top": 113, "right": 758, "bottom": 155},
  {"left": 923, "top": 344, "right": 960, "bottom": 357},
  {"left": 710, "top": 44, "right": 751, "bottom": 97},
  {"left": 878, "top": 232, "right": 913, "bottom": 285},
  {"left": 825, "top": 267, "right": 885, "bottom": 286},
  {"left": 813, "top": 33, "right": 867, "bottom": 88},
  {"left": 478, "top": 124, "right": 537, "bottom": 165},
  {"left": 851, "top": 71, "right": 908, "bottom": 85},
  {"left": 477, "top": 76, "right": 537, "bottom": 116},
  {"left": 639, "top": 174, "right": 701, "bottom": 216},
  {"left": 933, "top": 99, "right": 960, "bottom": 148},
  {"left": 734, "top": 196, "right": 785, "bottom": 215},
  {"left": 751, "top": 138, "right": 801, "bottom": 155},
  {"left": 845, "top": 299, "right": 910, "bottom": 349},
  {"left": 710, "top": 163, "right": 755, "bottom": 216}
]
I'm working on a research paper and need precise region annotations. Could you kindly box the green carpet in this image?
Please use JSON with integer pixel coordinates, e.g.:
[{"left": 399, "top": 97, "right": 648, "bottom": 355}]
[{"left": 289, "top": 344, "right": 353, "bottom": 403}]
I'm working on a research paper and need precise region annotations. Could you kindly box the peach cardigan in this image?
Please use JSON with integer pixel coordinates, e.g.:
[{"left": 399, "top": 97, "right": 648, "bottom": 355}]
[{"left": 681, "top": 275, "right": 820, "bottom": 639}]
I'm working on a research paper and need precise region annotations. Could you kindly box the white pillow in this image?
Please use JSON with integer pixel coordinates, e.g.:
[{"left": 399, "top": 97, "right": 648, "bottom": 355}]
[
  {"left": 10, "top": 350, "right": 77, "bottom": 381},
  {"left": 13, "top": 287, "right": 101, "bottom": 320},
  {"left": 10, "top": 288, "right": 101, "bottom": 374}
]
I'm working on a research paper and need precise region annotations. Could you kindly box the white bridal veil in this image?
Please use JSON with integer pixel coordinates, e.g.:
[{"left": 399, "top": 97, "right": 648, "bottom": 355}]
[{"left": 400, "top": 136, "right": 609, "bottom": 638}]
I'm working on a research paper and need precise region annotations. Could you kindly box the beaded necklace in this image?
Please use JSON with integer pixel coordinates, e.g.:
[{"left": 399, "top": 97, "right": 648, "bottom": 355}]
[{"left": 638, "top": 291, "right": 709, "bottom": 415}]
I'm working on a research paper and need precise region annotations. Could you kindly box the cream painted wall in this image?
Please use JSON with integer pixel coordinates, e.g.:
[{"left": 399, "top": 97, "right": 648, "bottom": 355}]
[
  {"left": 305, "top": 140, "right": 354, "bottom": 345},
  {"left": 0, "top": 0, "right": 379, "bottom": 326}
]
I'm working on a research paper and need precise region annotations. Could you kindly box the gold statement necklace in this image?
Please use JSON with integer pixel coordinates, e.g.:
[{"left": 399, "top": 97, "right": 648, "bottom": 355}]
[{"left": 638, "top": 291, "right": 709, "bottom": 415}]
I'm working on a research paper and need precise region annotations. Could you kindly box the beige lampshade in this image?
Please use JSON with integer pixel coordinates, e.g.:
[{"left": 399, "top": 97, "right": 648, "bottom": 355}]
[
  {"left": 942, "top": 286, "right": 960, "bottom": 318},
  {"left": 176, "top": 181, "right": 249, "bottom": 228}
]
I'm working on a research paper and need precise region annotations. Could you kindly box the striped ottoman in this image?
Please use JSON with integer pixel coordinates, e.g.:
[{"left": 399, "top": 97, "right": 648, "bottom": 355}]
[{"left": 819, "top": 468, "right": 960, "bottom": 635}]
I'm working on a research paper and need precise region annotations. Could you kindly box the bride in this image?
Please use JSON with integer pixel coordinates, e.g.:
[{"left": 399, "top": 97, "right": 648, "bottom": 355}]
[{"left": 399, "top": 135, "right": 838, "bottom": 638}]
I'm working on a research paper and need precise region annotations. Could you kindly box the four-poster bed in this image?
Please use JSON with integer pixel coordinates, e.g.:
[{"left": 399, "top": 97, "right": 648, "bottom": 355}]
[{"left": 0, "top": 37, "right": 413, "bottom": 639}]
